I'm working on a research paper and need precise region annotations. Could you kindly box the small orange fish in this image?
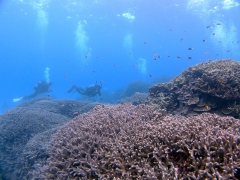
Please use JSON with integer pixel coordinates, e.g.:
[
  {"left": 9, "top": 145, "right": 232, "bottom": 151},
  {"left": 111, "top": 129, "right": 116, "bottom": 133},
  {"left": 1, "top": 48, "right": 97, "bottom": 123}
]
[
  {"left": 73, "top": 112, "right": 78, "bottom": 115},
  {"left": 205, "top": 105, "right": 210, "bottom": 110},
  {"left": 204, "top": 52, "right": 209, "bottom": 55},
  {"left": 61, "top": 104, "right": 65, "bottom": 107}
]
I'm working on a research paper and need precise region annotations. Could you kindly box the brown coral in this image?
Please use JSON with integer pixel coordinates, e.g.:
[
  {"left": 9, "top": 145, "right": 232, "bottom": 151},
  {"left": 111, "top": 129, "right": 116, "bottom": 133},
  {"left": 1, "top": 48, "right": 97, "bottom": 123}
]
[
  {"left": 42, "top": 104, "right": 240, "bottom": 179},
  {"left": 178, "top": 59, "right": 240, "bottom": 100},
  {"left": 148, "top": 59, "right": 240, "bottom": 117}
]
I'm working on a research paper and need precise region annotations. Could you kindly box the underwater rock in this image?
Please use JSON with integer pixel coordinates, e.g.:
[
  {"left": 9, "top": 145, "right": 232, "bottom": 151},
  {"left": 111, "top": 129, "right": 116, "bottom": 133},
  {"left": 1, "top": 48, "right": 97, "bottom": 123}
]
[{"left": 148, "top": 59, "right": 240, "bottom": 118}]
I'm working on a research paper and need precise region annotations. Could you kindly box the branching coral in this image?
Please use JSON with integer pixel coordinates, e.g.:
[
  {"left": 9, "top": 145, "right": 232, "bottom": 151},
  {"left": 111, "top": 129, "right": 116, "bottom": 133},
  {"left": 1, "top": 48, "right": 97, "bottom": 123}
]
[
  {"left": 148, "top": 59, "right": 240, "bottom": 117},
  {"left": 42, "top": 104, "right": 240, "bottom": 179}
]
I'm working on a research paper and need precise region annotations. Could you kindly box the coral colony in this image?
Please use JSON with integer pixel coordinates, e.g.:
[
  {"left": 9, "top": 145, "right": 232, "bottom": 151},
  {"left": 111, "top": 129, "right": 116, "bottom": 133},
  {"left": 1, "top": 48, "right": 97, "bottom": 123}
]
[
  {"left": 148, "top": 60, "right": 240, "bottom": 118},
  {"left": 43, "top": 104, "right": 240, "bottom": 179}
]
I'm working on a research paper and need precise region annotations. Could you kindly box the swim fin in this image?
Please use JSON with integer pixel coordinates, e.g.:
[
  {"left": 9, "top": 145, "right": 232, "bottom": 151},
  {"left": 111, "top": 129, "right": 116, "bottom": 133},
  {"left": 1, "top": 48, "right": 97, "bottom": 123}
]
[
  {"left": 13, "top": 97, "right": 23, "bottom": 102},
  {"left": 67, "top": 85, "right": 76, "bottom": 93}
]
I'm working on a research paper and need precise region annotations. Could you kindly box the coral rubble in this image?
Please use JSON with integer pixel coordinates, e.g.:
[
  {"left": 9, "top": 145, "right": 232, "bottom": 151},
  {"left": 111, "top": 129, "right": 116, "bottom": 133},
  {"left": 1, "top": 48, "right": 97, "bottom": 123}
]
[
  {"left": 148, "top": 59, "right": 240, "bottom": 117},
  {"left": 43, "top": 104, "right": 240, "bottom": 179}
]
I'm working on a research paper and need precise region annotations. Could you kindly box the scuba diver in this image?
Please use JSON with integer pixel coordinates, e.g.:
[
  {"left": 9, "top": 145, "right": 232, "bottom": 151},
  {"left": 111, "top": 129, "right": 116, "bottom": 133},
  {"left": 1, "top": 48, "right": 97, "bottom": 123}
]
[
  {"left": 67, "top": 83, "right": 102, "bottom": 98},
  {"left": 13, "top": 81, "right": 52, "bottom": 102}
]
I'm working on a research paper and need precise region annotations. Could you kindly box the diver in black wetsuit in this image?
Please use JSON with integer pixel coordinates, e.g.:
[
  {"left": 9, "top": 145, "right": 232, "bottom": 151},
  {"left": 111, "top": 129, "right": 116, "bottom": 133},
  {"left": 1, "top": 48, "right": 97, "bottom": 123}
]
[
  {"left": 13, "top": 81, "right": 52, "bottom": 102},
  {"left": 68, "top": 84, "right": 102, "bottom": 97},
  {"left": 23, "top": 81, "right": 52, "bottom": 100}
]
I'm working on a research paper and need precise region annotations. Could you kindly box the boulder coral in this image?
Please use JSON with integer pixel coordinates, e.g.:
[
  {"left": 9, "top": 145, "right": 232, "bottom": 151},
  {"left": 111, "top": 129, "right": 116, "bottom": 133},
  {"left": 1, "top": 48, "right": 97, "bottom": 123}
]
[
  {"left": 0, "top": 98, "right": 97, "bottom": 180},
  {"left": 43, "top": 104, "right": 240, "bottom": 179},
  {"left": 124, "top": 81, "right": 152, "bottom": 97},
  {"left": 148, "top": 59, "right": 240, "bottom": 117},
  {"left": 117, "top": 92, "right": 148, "bottom": 105},
  {"left": 0, "top": 107, "right": 69, "bottom": 180}
]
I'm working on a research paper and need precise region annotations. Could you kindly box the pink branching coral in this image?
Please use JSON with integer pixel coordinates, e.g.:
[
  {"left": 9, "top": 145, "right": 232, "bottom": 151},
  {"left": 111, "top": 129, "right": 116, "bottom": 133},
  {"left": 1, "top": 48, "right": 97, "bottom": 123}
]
[{"left": 42, "top": 104, "right": 240, "bottom": 179}]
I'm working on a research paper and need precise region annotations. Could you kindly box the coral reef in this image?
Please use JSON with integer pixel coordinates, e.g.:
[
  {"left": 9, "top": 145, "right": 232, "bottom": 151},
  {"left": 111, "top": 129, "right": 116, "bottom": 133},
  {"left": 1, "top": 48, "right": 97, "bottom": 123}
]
[
  {"left": 124, "top": 80, "right": 152, "bottom": 97},
  {"left": 148, "top": 59, "right": 240, "bottom": 117},
  {"left": 0, "top": 98, "right": 96, "bottom": 180},
  {"left": 18, "top": 97, "right": 96, "bottom": 118},
  {"left": 0, "top": 107, "right": 69, "bottom": 180},
  {"left": 97, "top": 89, "right": 125, "bottom": 104},
  {"left": 42, "top": 104, "right": 240, "bottom": 179},
  {"left": 117, "top": 92, "right": 148, "bottom": 105}
]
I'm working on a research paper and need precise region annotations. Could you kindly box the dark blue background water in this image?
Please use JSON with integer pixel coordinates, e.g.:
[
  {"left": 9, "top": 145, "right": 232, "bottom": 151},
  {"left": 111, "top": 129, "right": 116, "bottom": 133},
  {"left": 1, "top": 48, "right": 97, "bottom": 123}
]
[{"left": 0, "top": 0, "right": 240, "bottom": 113}]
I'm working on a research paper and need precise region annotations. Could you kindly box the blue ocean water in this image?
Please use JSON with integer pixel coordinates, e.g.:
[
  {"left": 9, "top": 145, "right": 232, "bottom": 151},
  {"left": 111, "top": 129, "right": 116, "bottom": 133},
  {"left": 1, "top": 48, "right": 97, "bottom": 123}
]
[{"left": 0, "top": 0, "right": 240, "bottom": 113}]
